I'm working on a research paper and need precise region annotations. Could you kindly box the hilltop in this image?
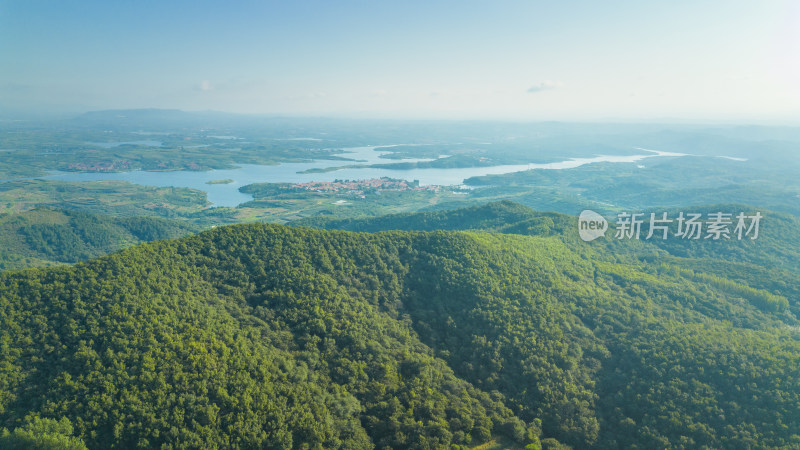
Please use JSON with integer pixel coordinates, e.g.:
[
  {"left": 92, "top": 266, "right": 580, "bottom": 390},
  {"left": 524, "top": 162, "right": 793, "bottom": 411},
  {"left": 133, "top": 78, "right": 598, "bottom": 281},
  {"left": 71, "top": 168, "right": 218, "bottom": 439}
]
[{"left": 1, "top": 214, "right": 799, "bottom": 448}]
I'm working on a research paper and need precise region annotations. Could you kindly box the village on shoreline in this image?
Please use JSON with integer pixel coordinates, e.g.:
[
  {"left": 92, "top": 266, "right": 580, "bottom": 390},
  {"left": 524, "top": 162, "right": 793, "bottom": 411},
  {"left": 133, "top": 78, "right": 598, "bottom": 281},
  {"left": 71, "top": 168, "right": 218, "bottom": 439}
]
[{"left": 282, "top": 177, "right": 444, "bottom": 197}]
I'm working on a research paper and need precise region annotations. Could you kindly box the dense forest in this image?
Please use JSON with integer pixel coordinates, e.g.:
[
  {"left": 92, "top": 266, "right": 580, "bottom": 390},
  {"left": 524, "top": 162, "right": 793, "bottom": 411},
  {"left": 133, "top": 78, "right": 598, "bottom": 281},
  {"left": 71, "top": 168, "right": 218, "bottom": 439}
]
[
  {"left": 0, "top": 208, "right": 197, "bottom": 271},
  {"left": 1, "top": 202, "right": 799, "bottom": 448}
]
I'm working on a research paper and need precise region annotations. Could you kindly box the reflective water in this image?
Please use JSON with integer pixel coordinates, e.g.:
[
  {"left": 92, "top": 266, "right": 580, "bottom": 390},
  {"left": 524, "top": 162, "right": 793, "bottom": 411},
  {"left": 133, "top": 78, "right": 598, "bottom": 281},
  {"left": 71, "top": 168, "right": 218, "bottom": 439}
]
[{"left": 45, "top": 146, "right": 684, "bottom": 207}]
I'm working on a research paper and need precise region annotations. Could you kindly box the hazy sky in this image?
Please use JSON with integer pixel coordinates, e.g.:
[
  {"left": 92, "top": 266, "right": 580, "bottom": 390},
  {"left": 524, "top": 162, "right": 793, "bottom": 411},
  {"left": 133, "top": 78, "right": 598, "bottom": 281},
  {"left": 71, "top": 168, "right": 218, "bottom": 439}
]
[{"left": 1, "top": 1, "right": 799, "bottom": 121}]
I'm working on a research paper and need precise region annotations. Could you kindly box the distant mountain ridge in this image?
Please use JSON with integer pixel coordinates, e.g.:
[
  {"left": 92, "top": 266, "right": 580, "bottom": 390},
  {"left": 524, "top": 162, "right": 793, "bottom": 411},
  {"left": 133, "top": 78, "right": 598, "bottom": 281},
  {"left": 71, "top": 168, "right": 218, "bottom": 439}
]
[{"left": 72, "top": 108, "right": 243, "bottom": 128}]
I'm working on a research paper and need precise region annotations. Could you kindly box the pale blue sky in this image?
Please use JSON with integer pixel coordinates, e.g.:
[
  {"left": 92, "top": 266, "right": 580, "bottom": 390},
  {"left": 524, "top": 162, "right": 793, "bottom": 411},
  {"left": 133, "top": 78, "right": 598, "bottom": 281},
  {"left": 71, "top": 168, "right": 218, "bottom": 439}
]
[{"left": 1, "top": 0, "right": 798, "bottom": 121}]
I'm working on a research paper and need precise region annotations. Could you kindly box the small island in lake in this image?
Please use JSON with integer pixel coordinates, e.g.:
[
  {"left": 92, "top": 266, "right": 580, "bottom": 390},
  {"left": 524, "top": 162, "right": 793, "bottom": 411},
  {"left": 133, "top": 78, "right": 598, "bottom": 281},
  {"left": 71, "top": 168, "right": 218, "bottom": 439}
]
[{"left": 206, "top": 179, "right": 234, "bottom": 185}]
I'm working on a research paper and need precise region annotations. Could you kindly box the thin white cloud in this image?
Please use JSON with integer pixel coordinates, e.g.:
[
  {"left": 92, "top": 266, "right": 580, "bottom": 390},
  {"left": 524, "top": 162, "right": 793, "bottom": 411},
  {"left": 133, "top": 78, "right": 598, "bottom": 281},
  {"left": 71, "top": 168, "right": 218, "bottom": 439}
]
[
  {"left": 199, "top": 80, "right": 213, "bottom": 92},
  {"left": 527, "top": 80, "right": 564, "bottom": 93}
]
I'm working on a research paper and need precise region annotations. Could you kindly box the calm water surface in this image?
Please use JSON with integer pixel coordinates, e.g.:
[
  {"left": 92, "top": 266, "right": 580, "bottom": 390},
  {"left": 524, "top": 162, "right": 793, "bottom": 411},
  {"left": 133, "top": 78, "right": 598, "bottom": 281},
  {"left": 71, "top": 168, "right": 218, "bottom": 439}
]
[{"left": 44, "top": 146, "right": 684, "bottom": 207}]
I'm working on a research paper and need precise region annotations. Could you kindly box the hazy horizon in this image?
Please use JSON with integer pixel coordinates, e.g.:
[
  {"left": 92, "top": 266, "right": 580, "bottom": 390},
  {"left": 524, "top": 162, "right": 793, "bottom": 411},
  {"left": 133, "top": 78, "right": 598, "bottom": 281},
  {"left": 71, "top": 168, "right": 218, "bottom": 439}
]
[
  {"left": 2, "top": 1, "right": 799, "bottom": 122},
  {"left": 2, "top": 108, "right": 799, "bottom": 128}
]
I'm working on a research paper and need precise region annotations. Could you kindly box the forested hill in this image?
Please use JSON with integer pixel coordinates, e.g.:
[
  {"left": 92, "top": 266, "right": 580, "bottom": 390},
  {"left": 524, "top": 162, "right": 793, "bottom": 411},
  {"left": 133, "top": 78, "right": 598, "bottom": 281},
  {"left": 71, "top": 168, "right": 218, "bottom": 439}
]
[
  {"left": 2, "top": 221, "right": 800, "bottom": 448},
  {"left": 292, "top": 200, "right": 574, "bottom": 237},
  {"left": 293, "top": 200, "right": 800, "bottom": 266},
  {"left": 0, "top": 208, "right": 198, "bottom": 271},
  {"left": 299, "top": 201, "right": 800, "bottom": 315}
]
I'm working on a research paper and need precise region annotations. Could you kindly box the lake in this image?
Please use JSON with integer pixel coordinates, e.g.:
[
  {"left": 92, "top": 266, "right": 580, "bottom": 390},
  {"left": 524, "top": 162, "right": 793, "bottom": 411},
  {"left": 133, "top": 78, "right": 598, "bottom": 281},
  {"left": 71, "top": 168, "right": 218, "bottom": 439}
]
[{"left": 44, "top": 146, "right": 685, "bottom": 207}]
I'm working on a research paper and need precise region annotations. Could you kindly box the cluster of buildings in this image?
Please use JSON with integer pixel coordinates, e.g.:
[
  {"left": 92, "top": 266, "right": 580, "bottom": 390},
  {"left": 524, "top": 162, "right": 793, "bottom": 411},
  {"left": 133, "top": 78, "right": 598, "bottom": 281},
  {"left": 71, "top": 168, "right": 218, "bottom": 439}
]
[{"left": 286, "top": 177, "right": 439, "bottom": 196}]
